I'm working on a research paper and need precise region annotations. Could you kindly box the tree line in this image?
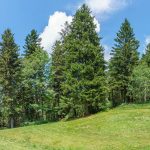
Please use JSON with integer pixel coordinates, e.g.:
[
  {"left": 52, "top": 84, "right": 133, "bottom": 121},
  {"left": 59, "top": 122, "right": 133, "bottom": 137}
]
[{"left": 0, "top": 4, "right": 150, "bottom": 128}]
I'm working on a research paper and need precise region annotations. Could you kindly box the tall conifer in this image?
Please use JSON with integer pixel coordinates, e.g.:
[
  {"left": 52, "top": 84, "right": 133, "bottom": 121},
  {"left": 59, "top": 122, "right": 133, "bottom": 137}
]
[
  {"left": 0, "top": 29, "right": 21, "bottom": 128},
  {"left": 51, "top": 22, "right": 70, "bottom": 120},
  {"left": 22, "top": 30, "right": 49, "bottom": 121},
  {"left": 60, "top": 4, "right": 106, "bottom": 119},
  {"left": 109, "top": 19, "right": 139, "bottom": 105}
]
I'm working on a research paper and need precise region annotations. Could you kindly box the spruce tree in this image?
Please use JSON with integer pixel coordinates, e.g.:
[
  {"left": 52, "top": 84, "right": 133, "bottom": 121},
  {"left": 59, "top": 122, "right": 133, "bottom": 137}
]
[
  {"left": 109, "top": 19, "right": 139, "bottom": 105},
  {"left": 0, "top": 29, "right": 21, "bottom": 128},
  {"left": 60, "top": 4, "right": 106, "bottom": 119}
]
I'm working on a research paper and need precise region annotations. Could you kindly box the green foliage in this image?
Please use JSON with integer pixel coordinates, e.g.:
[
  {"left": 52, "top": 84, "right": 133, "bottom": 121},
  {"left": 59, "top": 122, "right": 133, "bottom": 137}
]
[
  {"left": 51, "top": 41, "right": 66, "bottom": 120},
  {"left": 60, "top": 4, "right": 107, "bottom": 119},
  {"left": 0, "top": 4, "right": 149, "bottom": 130},
  {"left": 128, "top": 63, "right": 150, "bottom": 102},
  {"left": 0, "top": 29, "right": 21, "bottom": 128},
  {"left": 22, "top": 30, "right": 51, "bottom": 122},
  {"left": 129, "top": 43, "right": 150, "bottom": 103},
  {"left": 142, "top": 43, "right": 150, "bottom": 66},
  {"left": 24, "top": 29, "right": 41, "bottom": 56},
  {"left": 109, "top": 19, "right": 139, "bottom": 105}
]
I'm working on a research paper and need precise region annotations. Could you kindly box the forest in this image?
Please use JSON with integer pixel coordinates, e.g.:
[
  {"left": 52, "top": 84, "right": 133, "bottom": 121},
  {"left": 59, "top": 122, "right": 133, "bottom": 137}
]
[{"left": 0, "top": 4, "right": 150, "bottom": 129}]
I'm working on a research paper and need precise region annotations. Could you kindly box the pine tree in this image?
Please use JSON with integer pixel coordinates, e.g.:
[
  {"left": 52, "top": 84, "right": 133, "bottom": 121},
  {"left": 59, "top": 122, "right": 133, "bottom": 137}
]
[
  {"left": 0, "top": 29, "right": 21, "bottom": 128},
  {"left": 60, "top": 4, "right": 106, "bottom": 119},
  {"left": 109, "top": 19, "right": 139, "bottom": 105}
]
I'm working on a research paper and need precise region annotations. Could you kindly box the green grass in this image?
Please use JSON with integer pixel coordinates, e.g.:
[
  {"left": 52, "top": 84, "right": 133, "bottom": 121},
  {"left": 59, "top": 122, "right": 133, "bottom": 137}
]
[{"left": 0, "top": 104, "right": 150, "bottom": 150}]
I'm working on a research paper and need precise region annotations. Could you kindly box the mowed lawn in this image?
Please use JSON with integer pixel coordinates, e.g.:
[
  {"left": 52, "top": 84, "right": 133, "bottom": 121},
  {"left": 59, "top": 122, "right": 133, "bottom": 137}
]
[{"left": 0, "top": 104, "right": 150, "bottom": 150}]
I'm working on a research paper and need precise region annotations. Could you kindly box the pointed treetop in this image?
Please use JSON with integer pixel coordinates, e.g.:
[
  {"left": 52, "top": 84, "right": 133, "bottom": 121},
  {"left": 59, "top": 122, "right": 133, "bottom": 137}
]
[
  {"left": 69, "top": 3, "right": 100, "bottom": 46},
  {"left": 24, "top": 29, "right": 41, "bottom": 56}
]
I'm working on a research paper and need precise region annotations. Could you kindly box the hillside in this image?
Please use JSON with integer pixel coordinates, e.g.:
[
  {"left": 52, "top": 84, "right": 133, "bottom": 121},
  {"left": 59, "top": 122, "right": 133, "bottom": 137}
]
[{"left": 0, "top": 104, "right": 150, "bottom": 150}]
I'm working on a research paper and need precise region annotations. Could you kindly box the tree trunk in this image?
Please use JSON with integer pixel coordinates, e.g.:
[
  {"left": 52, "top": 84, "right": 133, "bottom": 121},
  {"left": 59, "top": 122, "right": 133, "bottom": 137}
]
[
  {"left": 144, "top": 82, "right": 147, "bottom": 103},
  {"left": 10, "top": 117, "right": 14, "bottom": 128}
]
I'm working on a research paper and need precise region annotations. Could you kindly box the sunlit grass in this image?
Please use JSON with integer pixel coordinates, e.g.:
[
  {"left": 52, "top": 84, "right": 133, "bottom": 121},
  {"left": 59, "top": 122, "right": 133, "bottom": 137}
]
[{"left": 0, "top": 104, "right": 150, "bottom": 150}]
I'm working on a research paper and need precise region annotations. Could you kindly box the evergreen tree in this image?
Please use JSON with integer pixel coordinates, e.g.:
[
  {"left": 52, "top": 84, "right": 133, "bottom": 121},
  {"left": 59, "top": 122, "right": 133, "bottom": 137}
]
[
  {"left": 51, "top": 22, "right": 70, "bottom": 120},
  {"left": 60, "top": 4, "right": 106, "bottom": 119},
  {"left": 143, "top": 43, "right": 150, "bottom": 66},
  {"left": 24, "top": 29, "right": 41, "bottom": 56},
  {"left": 22, "top": 30, "right": 50, "bottom": 121},
  {"left": 0, "top": 29, "right": 21, "bottom": 128},
  {"left": 51, "top": 41, "right": 64, "bottom": 120},
  {"left": 109, "top": 19, "right": 139, "bottom": 105}
]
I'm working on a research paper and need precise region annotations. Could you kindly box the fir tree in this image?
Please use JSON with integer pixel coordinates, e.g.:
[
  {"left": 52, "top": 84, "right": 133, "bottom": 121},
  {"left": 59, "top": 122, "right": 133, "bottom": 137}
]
[
  {"left": 109, "top": 19, "right": 139, "bottom": 105},
  {"left": 0, "top": 29, "right": 21, "bottom": 128},
  {"left": 24, "top": 29, "right": 41, "bottom": 56},
  {"left": 60, "top": 4, "right": 106, "bottom": 119}
]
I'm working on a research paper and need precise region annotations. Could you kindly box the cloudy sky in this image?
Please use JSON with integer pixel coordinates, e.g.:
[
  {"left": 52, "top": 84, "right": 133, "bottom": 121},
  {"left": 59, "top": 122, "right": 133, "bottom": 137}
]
[{"left": 0, "top": 0, "right": 149, "bottom": 60}]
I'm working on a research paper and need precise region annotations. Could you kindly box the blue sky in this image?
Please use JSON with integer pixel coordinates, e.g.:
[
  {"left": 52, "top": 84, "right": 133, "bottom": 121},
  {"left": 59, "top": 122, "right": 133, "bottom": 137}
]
[{"left": 0, "top": 0, "right": 150, "bottom": 59}]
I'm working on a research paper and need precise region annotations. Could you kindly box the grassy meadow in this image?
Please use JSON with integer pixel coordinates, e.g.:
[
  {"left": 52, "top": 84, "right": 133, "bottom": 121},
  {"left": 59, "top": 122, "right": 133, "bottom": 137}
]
[{"left": 0, "top": 104, "right": 150, "bottom": 150}]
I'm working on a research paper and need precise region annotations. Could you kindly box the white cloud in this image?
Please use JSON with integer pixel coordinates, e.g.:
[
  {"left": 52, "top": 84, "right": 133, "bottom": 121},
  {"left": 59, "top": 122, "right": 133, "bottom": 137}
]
[
  {"left": 40, "top": 11, "right": 72, "bottom": 54},
  {"left": 40, "top": 11, "right": 100, "bottom": 54},
  {"left": 94, "top": 18, "right": 100, "bottom": 32},
  {"left": 145, "top": 36, "right": 150, "bottom": 46},
  {"left": 85, "top": 0, "right": 131, "bottom": 18},
  {"left": 103, "top": 44, "right": 111, "bottom": 61}
]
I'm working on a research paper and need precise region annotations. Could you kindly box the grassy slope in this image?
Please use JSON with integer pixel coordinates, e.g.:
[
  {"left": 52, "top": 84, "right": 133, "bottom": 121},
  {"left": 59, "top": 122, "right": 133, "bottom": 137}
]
[{"left": 0, "top": 104, "right": 150, "bottom": 150}]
